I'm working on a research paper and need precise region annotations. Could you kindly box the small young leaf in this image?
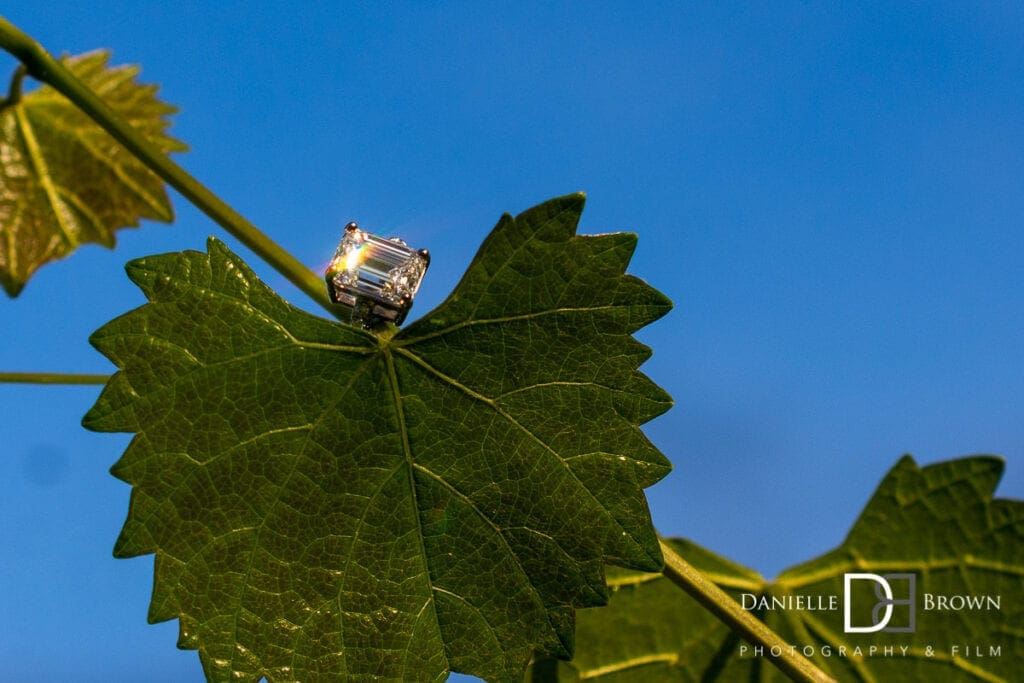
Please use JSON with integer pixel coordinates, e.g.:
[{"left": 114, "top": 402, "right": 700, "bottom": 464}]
[
  {"left": 84, "top": 194, "right": 673, "bottom": 682},
  {"left": 0, "top": 50, "right": 185, "bottom": 296},
  {"left": 529, "top": 456, "right": 1023, "bottom": 682}
]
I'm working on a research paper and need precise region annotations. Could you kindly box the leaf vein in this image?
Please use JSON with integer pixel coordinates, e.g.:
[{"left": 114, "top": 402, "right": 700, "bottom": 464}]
[
  {"left": 227, "top": 359, "right": 374, "bottom": 678},
  {"left": 398, "top": 304, "right": 644, "bottom": 346},
  {"left": 14, "top": 106, "right": 77, "bottom": 247},
  {"left": 383, "top": 349, "right": 445, "bottom": 674},
  {"left": 397, "top": 347, "right": 654, "bottom": 564},
  {"left": 578, "top": 652, "right": 680, "bottom": 679},
  {"left": 150, "top": 278, "right": 373, "bottom": 354},
  {"left": 39, "top": 107, "right": 168, "bottom": 216}
]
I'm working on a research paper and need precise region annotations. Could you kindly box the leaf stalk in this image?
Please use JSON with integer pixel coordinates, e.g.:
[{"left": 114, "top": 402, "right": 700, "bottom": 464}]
[
  {"left": 0, "top": 371, "right": 110, "bottom": 385},
  {"left": 0, "top": 61, "right": 25, "bottom": 110},
  {"left": 658, "top": 539, "right": 836, "bottom": 683},
  {"left": 0, "top": 15, "right": 340, "bottom": 318}
]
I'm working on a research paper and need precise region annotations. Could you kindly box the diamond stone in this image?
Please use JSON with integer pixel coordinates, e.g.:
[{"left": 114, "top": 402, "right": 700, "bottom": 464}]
[{"left": 325, "top": 223, "right": 430, "bottom": 327}]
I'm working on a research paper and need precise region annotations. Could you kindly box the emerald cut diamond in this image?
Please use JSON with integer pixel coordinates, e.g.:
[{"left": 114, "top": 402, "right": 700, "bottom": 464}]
[{"left": 325, "top": 222, "right": 430, "bottom": 327}]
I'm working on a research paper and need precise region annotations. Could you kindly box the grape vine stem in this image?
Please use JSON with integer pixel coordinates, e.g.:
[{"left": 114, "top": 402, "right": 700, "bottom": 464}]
[
  {"left": 659, "top": 539, "right": 836, "bottom": 683},
  {"left": 0, "top": 371, "right": 110, "bottom": 385}
]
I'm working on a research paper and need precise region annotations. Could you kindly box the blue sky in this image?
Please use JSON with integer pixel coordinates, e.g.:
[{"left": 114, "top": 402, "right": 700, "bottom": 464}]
[{"left": 1, "top": 3, "right": 1021, "bottom": 681}]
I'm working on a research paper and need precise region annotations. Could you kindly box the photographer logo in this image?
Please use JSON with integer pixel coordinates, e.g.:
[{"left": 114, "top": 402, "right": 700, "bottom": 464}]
[{"left": 843, "top": 573, "right": 916, "bottom": 633}]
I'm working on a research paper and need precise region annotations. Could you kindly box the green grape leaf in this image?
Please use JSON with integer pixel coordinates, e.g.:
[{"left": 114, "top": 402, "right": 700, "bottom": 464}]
[
  {"left": 0, "top": 50, "right": 185, "bottom": 296},
  {"left": 529, "top": 455, "right": 1023, "bottom": 682},
  {"left": 84, "top": 194, "right": 673, "bottom": 682},
  {"left": 525, "top": 538, "right": 764, "bottom": 682}
]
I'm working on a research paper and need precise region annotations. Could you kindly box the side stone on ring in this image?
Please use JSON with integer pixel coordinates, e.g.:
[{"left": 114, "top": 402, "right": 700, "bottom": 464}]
[{"left": 324, "top": 222, "right": 430, "bottom": 328}]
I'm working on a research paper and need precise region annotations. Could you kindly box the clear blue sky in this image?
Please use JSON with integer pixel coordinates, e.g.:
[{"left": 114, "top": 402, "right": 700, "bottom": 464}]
[{"left": 1, "top": 3, "right": 1021, "bottom": 681}]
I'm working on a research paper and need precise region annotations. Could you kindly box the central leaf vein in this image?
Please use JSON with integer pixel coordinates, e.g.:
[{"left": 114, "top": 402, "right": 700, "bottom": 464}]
[
  {"left": 383, "top": 347, "right": 443, "bottom": 676},
  {"left": 14, "top": 106, "right": 77, "bottom": 247}
]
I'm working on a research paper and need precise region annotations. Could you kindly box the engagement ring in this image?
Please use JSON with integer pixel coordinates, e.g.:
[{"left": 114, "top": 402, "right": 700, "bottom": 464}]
[{"left": 325, "top": 222, "right": 430, "bottom": 328}]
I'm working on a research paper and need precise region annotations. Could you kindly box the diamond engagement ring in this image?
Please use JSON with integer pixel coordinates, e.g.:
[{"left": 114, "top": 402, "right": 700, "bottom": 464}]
[{"left": 324, "top": 222, "right": 430, "bottom": 328}]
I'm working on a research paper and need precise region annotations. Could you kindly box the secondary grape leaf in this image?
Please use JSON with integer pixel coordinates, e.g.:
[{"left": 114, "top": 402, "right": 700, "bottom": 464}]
[
  {"left": 0, "top": 50, "right": 185, "bottom": 296},
  {"left": 529, "top": 455, "right": 1024, "bottom": 682},
  {"left": 84, "top": 194, "right": 673, "bottom": 682}
]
